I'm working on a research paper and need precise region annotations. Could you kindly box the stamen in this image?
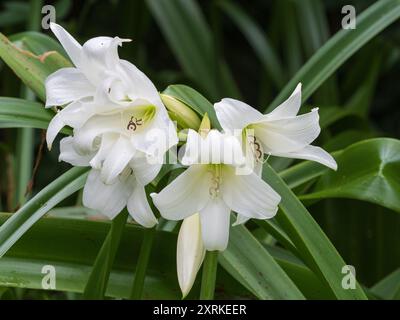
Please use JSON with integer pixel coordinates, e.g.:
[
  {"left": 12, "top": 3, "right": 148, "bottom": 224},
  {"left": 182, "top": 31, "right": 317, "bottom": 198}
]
[
  {"left": 248, "top": 135, "right": 263, "bottom": 161},
  {"left": 209, "top": 165, "right": 221, "bottom": 199},
  {"left": 126, "top": 116, "right": 143, "bottom": 131}
]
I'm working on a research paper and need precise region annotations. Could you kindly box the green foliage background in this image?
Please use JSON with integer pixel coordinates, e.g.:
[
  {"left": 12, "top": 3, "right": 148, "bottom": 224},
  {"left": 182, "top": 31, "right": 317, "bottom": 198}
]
[{"left": 0, "top": 0, "right": 399, "bottom": 300}]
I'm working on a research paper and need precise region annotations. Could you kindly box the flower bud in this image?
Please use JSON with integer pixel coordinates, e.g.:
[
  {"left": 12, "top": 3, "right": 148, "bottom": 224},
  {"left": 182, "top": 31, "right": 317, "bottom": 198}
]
[
  {"left": 160, "top": 94, "right": 201, "bottom": 130},
  {"left": 177, "top": 213, "right": 205, "bottom": 298}
]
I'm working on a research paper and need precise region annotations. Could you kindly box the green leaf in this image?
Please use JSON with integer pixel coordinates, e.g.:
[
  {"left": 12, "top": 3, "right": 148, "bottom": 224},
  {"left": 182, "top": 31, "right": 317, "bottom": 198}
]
[
  {"left": 262, "top": 163, "right": 368, "bottom": 299},
  {"left": 0, "top": 167, "right": 89, "bottom": 259},
  {"left": 0, "top": 97, "right": 50, "bottom": 128},
  {"left": 300, "top": 138, "right": 400, "bottom": 213},
  {"left": 218, "top": 1, "right": 284, "bottom": 88},
  {"left": 0, "top": 214, "right": 249, "bottom": 299},
  {"left": 220, "top": 223, "right": 305, "bottom": 300},
  {"left": 0, "top": 33, "right": 72, "bottom": 101},
  {"left": 0, "top": 97, "right": 71, "bottom": 134},
  {"left": 370, "top": 268, "right": 400, "bottom": 300},
  {"left": 83, "top": 210, "right": 128, "bottom": 299},
  {"left": 146, "top": 0, "right": 238, "bottom": 100},
  {"left": 266, "top": 0, "right": 400, "bottom": 111},
  {"left": 10, "top": 31, "right": 67, "bottom": 57}
]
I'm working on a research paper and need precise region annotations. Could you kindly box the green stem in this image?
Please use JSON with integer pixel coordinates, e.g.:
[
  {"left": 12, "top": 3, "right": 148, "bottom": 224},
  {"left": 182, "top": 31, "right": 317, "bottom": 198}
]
[
  {"left": 199, "top": 251, "right": 219, "bottom": 300},
  {"left": 130, "top": 227, "right": 156, "bottom": 299}
]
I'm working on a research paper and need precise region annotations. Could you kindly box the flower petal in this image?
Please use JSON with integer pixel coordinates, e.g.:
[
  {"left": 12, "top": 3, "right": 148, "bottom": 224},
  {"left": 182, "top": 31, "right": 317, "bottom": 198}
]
[
  {"left": 50, "top": 23, "right": 83, "bottom": 68},
  {"left": 214, "top": 98, "right": 263, "bottom": 131},
  {"left": 267, "top": 83, "right": 302, "bottom": 119},
  {"left": 151, "top": 165, "right": 210, "bottom": 220},
  {"left": 221, "top": 166, "right": 280, "bottom": 220},
  {"left": 177, "top": 213, "right": 205, "bottom": 298},
  {"left": 46, "top": 100, "right": 95, "bottom": 149},
  {"left": 45, "top": 68, "right": 94, "bottom": 107},
  {"left": 255, "top": 108, "right": 321, "bottom": 153},
  {"left": 59, "top": 136, "right": 93, "bottom": 166},
  {"left": 100, "top": 136, "right": 136, "bottom": 184},
  {"left": 89, "top": 133, "right": 119, "bottom": 169},
  {"left": 272, "top": 145, "right": 338, "bottom": 170},
  {"left": 118, "top": 60, "right": 166, "bottom": 111},
  {"left": 129, "top": 153, "right": 162, "bottom": 186},
  {"left": 81, "top": 37, "right": 130, "bottom": 83},
  {"left": 233, "top": 214, "right": 250, "bottom": 226},
  {"left": 199, "top": 198, "right": 231, "bottom": 251},
  {"left": 82, "top": 169, "right": 131, "bottom": 219},
  {"left": 127, "top": 184, "right": 157, "bottom": 228}
]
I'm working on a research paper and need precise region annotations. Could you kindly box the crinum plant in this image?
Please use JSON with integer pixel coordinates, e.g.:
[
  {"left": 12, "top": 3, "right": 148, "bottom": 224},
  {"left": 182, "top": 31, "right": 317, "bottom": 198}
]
[{"left": 0, "top": 0, "right": 399, "bottom": 301}]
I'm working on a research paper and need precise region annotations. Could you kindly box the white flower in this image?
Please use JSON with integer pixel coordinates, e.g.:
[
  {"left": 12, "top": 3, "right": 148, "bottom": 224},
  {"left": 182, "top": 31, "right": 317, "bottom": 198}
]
[
  {"left": 45, "top": 23, "right": 179, "bottom": 227},
  {"left": 177, "top": 214, "right": 205, "bottom": 298},
  {"left": 59, "top": 136, "right": 160, "bottom": 227},
  {"left": 151, "top": 129, "right": 281, "bottom": 251},
  {"left": 45, "top": 22, "right": 177, "bottom": 158},
  {"left": 214, "top": 83, "right": 337, "bottom": 171}
]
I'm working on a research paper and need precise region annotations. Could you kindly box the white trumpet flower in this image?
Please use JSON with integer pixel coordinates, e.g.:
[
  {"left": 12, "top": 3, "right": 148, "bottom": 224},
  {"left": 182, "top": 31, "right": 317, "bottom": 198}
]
[
  {"left": 177, "top": 214, "right": 205, "bottom": 298},
  {"left": 45, "top": 22, "right": 177, "bottom": 158},
  {"left": 214, "top": 83, "right": 337, "bottom": 172},
  {"left": 151, "top": 129, "right": 281, "bottom": 251},
  {"left": 45, "top": 23, "right": 178, "bottom": 226},
  {"left": 59, "top": 136, "right": 159, "bottom": 227}
]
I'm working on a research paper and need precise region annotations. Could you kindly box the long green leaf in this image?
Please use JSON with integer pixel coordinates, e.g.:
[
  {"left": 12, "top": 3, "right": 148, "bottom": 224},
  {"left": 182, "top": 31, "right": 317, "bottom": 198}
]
[
  {"left": 262, "top": 163, "right": 368, "bottom": 299},
  {"left": 0, "top": 214, "right": 250, "bottom": 299},
  {"left": 0, "top": 167, "right": 89, "bottom": 259},
  {"left": 218, "top": 1, "right": 284, "bottom": 88},
  {"left": 0, "top": 33, "right": 71, "bottom": 101},
  {"left": 83, "top": 210, "right": 128, "bottom": 299},
  {"left": 266, "top": 0, "right": 400, "bottom": 111},
  {"left": 0, "top": 97, "right": 70, "bottom": 133},
  {"left": 220, "top": 224, "right": 305, "bottom": 299}
]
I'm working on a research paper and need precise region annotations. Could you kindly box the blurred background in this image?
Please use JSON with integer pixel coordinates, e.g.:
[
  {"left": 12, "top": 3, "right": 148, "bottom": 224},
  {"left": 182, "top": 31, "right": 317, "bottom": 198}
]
[{"left": 0, "top": 0, "right": 399, "bottom": 297}]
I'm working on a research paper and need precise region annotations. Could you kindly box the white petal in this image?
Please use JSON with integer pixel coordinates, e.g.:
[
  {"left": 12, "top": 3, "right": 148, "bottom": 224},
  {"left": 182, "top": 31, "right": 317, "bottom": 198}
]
[
  {"left": 73, "top": 112, "right": 123, "bottom": 151},
  {"left": 199, "top": 198, "right": 231, "bottom": 251},
  {"left": 233, "top": 214, "right": 250, "bottom": 226},
  {"left": 221, "top": 166, "right": 280, "bottom": 219},
  {"left": 181, "top": 129, "right": 245, "bottom": 166},
  {"left": 100, "top": 136, "right": 136, "bottom": 184},
  {"left": 46, "top": 100, "right": 95, "bottom": 149},
  {"left": 81, "top": 37, "right": 130, "bottom": 83},
  {"left": 46, "top": 112, "right": 64, "bottom": 149},
  {"left": 45, "top": 68, "right": 94, "bottom": 107},
  {"left": 151, "top": 165, "right": 210, "bottom": 220},
  {"left": 267, "top": 83, "right": 302, "bottom": 119},
  {"left": 272, "top": 145, "right": 338, "bottom": 170},
  {"left": 127, "top": 184, "right": 157, "bottom": 228},
  {"left": 118, "top": 60, "right": 166, "bottom": 111},
  {"left": 255, "top": 108, "right": 321, "bottom": 153},
  {"left": 50, "top": 23, "right": 83, "bottom": 68},
  {"left": 131, "top": 110, "right": 178, "bottom": 158},
  {"left": 59, "top": 136, "right": 93, "bottom": 166},
  {"left": 214, "top": 98, "right": 263, "bottom": 131},
  {"left": 83, "top": 169, "right": 132, "bottom": 219},
  {"left": 129, "top": 153, "right": 162, "bottom": 185},
  {"left": 89, "top": 133, "right": 119, "bottom": 169},
  {"left": 177, "top": 214, "right": 205, "bottom": 298}
]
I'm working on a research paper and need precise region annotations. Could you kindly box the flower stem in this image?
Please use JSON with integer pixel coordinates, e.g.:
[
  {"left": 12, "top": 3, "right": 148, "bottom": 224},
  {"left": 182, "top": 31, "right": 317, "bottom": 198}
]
[
  {"left": 130, "top": 227, "right": 156, "bottom": 299},
  {"left": 199, "top": 251, "right": 219, "bottom": 300}
]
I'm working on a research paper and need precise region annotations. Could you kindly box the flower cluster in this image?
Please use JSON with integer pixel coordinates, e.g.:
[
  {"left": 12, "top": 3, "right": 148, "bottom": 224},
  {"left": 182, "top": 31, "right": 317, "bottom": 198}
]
[{"left": 46, "top": 23, "right": 337, "bottom": 297}]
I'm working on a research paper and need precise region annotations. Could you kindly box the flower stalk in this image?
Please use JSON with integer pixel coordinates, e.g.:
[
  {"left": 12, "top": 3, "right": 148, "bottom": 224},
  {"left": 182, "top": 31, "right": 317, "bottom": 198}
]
[{"left": 199, "top": 250, "right": 219, "bottom": 300}]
